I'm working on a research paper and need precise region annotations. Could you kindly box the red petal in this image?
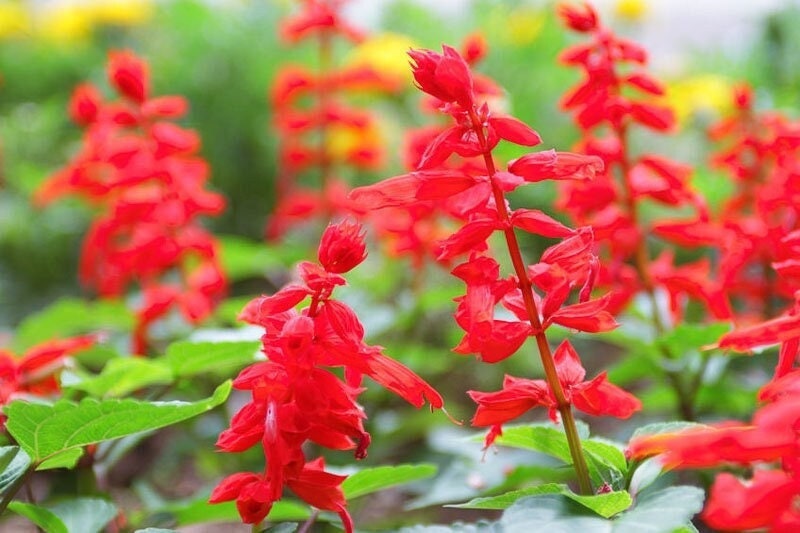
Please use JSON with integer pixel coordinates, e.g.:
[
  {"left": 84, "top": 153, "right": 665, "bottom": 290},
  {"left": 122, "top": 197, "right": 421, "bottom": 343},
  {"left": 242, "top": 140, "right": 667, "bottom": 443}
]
[
  {"left": 571, "top": 372, "right": 641, "bottom": 418},
  {"left": 487, "top": 116, "right": 542, "bottom": 146},
  {"left": 349, "top": 170, "right": 477, "bottom": 210},
  {"left": 510, "top": 209, "right": 575, "bottom": 238},
  {"left": 719, "top": 313, "right": 800, "bottom": 351},
  {"left": 629, "top": 102, "right": 674, "bottom": 131},
  {"left": 435, "top": 218, "right": 499, "bottom": 260},
  {"left": 548, "top": 296, "right": 618, "bottom": 333},
  {"left": 468, "top": 375, "right": 548, "bottom": 426},
  {"left": 238, "top": 286, "right": 310, "bottom": 326}
]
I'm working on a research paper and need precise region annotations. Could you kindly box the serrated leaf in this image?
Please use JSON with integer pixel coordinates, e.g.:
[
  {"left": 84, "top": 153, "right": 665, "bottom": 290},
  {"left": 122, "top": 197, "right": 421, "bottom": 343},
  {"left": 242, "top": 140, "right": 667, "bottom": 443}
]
[
  {"left": 5, "top": 381, "right": 231, "bottom": 468},
  {"left": 448, "top": 484, "right": 563, "bottom": 509},
  {"left": 0, "top": 446, "right": 30, "bottom": 498},
  {"left": 164, "top": 340, "right": 260, "bottom": 379},
  {"left": 48, "top": 498, "right": 117, "bottom": 533},
  {"left": 13, "top": 298, "right": 134, "bottom": 352},
  {"left": 343, "top": 464, "right": 438, "bottom": 500},
  {"left": 37, "top": 448, "right": 84, "bottom": 470},
  {"left": 485, "top": 424, "right": 623, "bottom": 483},
  {"left": 566, "top": 490, "right": 632, "bottom": 518},
  {"left": 500, "top": 494, "right": 611, "bottom": 532},
  {"left": 67, "top": 357, "right": 173, "bottom": 398},
  {"left": 612, "top": 486, "right": 704, "bottom": 533},
  {"left": 451, "top": 484, "right": 630, "bottom": 518},
  {"left": 582, "top": 438, "right": 628, "bottom": 473},
  {"left": 7, "top": 501, "right": 67, "bottom": 533}
]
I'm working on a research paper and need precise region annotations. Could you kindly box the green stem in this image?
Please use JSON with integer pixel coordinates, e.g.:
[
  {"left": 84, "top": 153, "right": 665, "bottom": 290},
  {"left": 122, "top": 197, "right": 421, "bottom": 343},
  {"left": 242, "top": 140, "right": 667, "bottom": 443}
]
[{"left": 469, "top": 109, "right": 592, "bottom": 494}]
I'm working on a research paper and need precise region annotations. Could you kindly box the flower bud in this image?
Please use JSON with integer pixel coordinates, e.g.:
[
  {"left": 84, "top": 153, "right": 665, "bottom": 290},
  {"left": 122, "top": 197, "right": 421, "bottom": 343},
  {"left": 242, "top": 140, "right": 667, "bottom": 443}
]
[
  {"left": 318, "top": 219, "right": 367, "bottom": 273},
  {"left": 108, "top": 50, "right": 149, "bottom": 103}
]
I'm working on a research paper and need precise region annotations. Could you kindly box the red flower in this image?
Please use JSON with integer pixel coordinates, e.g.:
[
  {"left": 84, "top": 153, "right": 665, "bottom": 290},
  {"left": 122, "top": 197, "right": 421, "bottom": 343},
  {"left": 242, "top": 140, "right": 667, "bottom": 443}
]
[{"left": 0, "top": 336, "right": 95, "bottom": 419}]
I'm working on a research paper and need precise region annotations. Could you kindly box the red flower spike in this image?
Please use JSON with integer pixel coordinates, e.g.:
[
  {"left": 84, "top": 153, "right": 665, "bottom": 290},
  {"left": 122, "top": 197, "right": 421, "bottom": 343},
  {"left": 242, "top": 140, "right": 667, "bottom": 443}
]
[
  {"left": 108, "top": 50, "right": 149, "bottom": 102},
  {"left": 510, "top": 209, "right": 576, "bottom": 238},
  {"left": 318, "top": 219, "right": 367, "bottom": 274}
]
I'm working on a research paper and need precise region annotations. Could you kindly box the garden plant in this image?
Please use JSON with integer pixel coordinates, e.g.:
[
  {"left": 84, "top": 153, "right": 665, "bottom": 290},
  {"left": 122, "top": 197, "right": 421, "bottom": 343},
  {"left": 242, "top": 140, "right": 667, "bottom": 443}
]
[{"left": 1, "top": 0, "right": 800, "bottom": 532}]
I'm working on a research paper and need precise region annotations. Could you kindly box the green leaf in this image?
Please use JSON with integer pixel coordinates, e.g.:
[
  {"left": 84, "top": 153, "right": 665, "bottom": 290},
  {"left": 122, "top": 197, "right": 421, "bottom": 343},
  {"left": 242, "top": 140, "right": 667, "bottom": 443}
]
[
  {"left": 485, "top": 424, "right": 623, "bottom": 483},
  {"left": 164, "top": 340, "right": 260, "bottom": 379},
  {"left": 448, "top": 484, "right": 563, "bottom": 509},
  {"left": 0, "top": 446, "right": 30, "bottom": 497},
  {"left": 5, "top": 381, "right": 231, "bottom": 468},
  {"left": 612, "top": 486, "right": 704, "bottom": 533},
  {"left": 451, "top": 484, "right": 630, "bottom": 518},
  {"left": 67, "top": 357, "right": 173, "bottom": 398},
  {"left": 630, "top": 422, "right": 708, "bottom": 440},
  {"left": 658, "top": 322, "right": 730, "bottom": 358},
  {"left": 582, "top": 438, "right": 628, "bottom": 474},
  {"left": 165, "top": 498, "right": 310, "bottom": 526},
  {"left": 500, "top": 494, "right": 611, "bottom": 532},
  {"left": 37, "top": 449, "right": 84, "bottom": 470},
  {"left": 342, "top": 464, "right": 438, "bottom": 500},
  {"left": 7, "top": 502, "right": 67, "bottom": 533},
  {"left": 48, "top": 498, "right": 117, "bottom": 533},
  {"left": 13, "top": 298, "right": 134, "bottom": 351},
  {"left": 218, "top": 235, "right": 303, "bottom": 281},
  {"left": 566, "top": 490, "right": 632, "bottom": 519}
]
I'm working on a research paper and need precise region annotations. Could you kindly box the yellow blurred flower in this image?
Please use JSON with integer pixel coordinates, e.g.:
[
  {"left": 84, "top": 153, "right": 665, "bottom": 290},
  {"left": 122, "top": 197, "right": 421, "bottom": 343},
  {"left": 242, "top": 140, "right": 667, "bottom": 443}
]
[
  {"left": 37, "top": 4, "right": 93, "bottom": 43},
  {"left": 326, "top": 122, "right": 383, "bottom": 166},
  {"left": 488, "top": 6, "right": 544, "bottom": 47},
  {"left": 663, "top": 75, "right": 735, "bottom": 125},
  {"left": 345, "top": 32, "right": 419, "bottom": 88},
  {"left": 507, "top": 7, "right": 545, "bottom": 46},
  {"left": 0, "top": 2, "right": 31, "bottom": 39},
  {"left": 615, "top": 0, "right": 648, "bottom": 21},
  {"left": 89, "top": 0, "right": 153, "bottom": 27}
]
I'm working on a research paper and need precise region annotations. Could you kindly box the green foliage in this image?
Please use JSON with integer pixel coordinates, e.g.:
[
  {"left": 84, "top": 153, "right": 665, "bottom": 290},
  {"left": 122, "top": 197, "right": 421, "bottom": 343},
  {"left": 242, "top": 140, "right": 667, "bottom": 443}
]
[
  {"left": 5, "top": 381, "right": 231, "bottom": 469},
  {"left": 163, "top": 339, "right": 260, "bottom": 379},
  {"left": 12, "top": 298, "right": 134, "bottom": 352},
  {"left": 0, "top": 446, "right": 31, "bottom": 499},
  {"left": 8, "top": 498, "right": 117, "bottom": 533},
  {"left": 342, "top": 463, "right": 438, "bottom": 500}
]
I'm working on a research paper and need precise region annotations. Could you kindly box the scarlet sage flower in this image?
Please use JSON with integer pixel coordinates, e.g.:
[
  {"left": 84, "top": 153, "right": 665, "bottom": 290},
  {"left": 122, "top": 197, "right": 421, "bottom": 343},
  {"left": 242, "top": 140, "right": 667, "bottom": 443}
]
[
  {"left": 0, "top": 336, "right": 95, "bottom": 424},
  {"left": 351, "top": 44, "right": 638, "bottom": 494},
  {"left": 212, "top": 220, "right": 443, "bottom": 530},
  {"left": 36, "top": 51, "right": 226, "bottom": 354}
]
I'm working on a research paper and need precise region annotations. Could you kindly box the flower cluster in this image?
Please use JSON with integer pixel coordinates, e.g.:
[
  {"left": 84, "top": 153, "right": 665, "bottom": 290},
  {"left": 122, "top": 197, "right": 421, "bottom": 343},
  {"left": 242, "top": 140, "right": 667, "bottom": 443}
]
[
  {"left": 350, "top": 43, "right": 640, "bottom": 493},
  {"left": 627, "top": 128, "right": 800, "bottom": 528},
  {"left": 36, "top": 51, "right": 227, "bottom": 354},
  {"left": 266, "top": 0, "right": 400, "bottom": 240},
  {"left": 556, "top": 2, "right": 720, "bottom": 323},
  {"left": 0, "top": 336, "right": 95, "bottom": 424},
  {"left": 211, "top": 219, "right": 443, "bottom": 529}
]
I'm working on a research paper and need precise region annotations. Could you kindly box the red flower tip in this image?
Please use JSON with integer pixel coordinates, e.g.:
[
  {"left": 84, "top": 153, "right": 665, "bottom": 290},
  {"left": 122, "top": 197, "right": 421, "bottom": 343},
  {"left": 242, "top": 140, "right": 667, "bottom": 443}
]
[
  {"left": 462, "top": 32, "right": 487, "bottom": 64},
  {"left": 318, "top": 219, "right": 367, "bottom": 274},
  {"left": 408, "top": 46, "right": 474, "bottom": 108},
  {"left": 107, "top": 50, "right": 149, "bottom": 103},
  {"left": 733, "top": 83, "right": 753, "bottom": 110},
  {"left": 69, "top": 84, "right": 102, "bottom": 125},
  {"left": 557, "top": 2, "right": 599, "bottom": 33}
]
